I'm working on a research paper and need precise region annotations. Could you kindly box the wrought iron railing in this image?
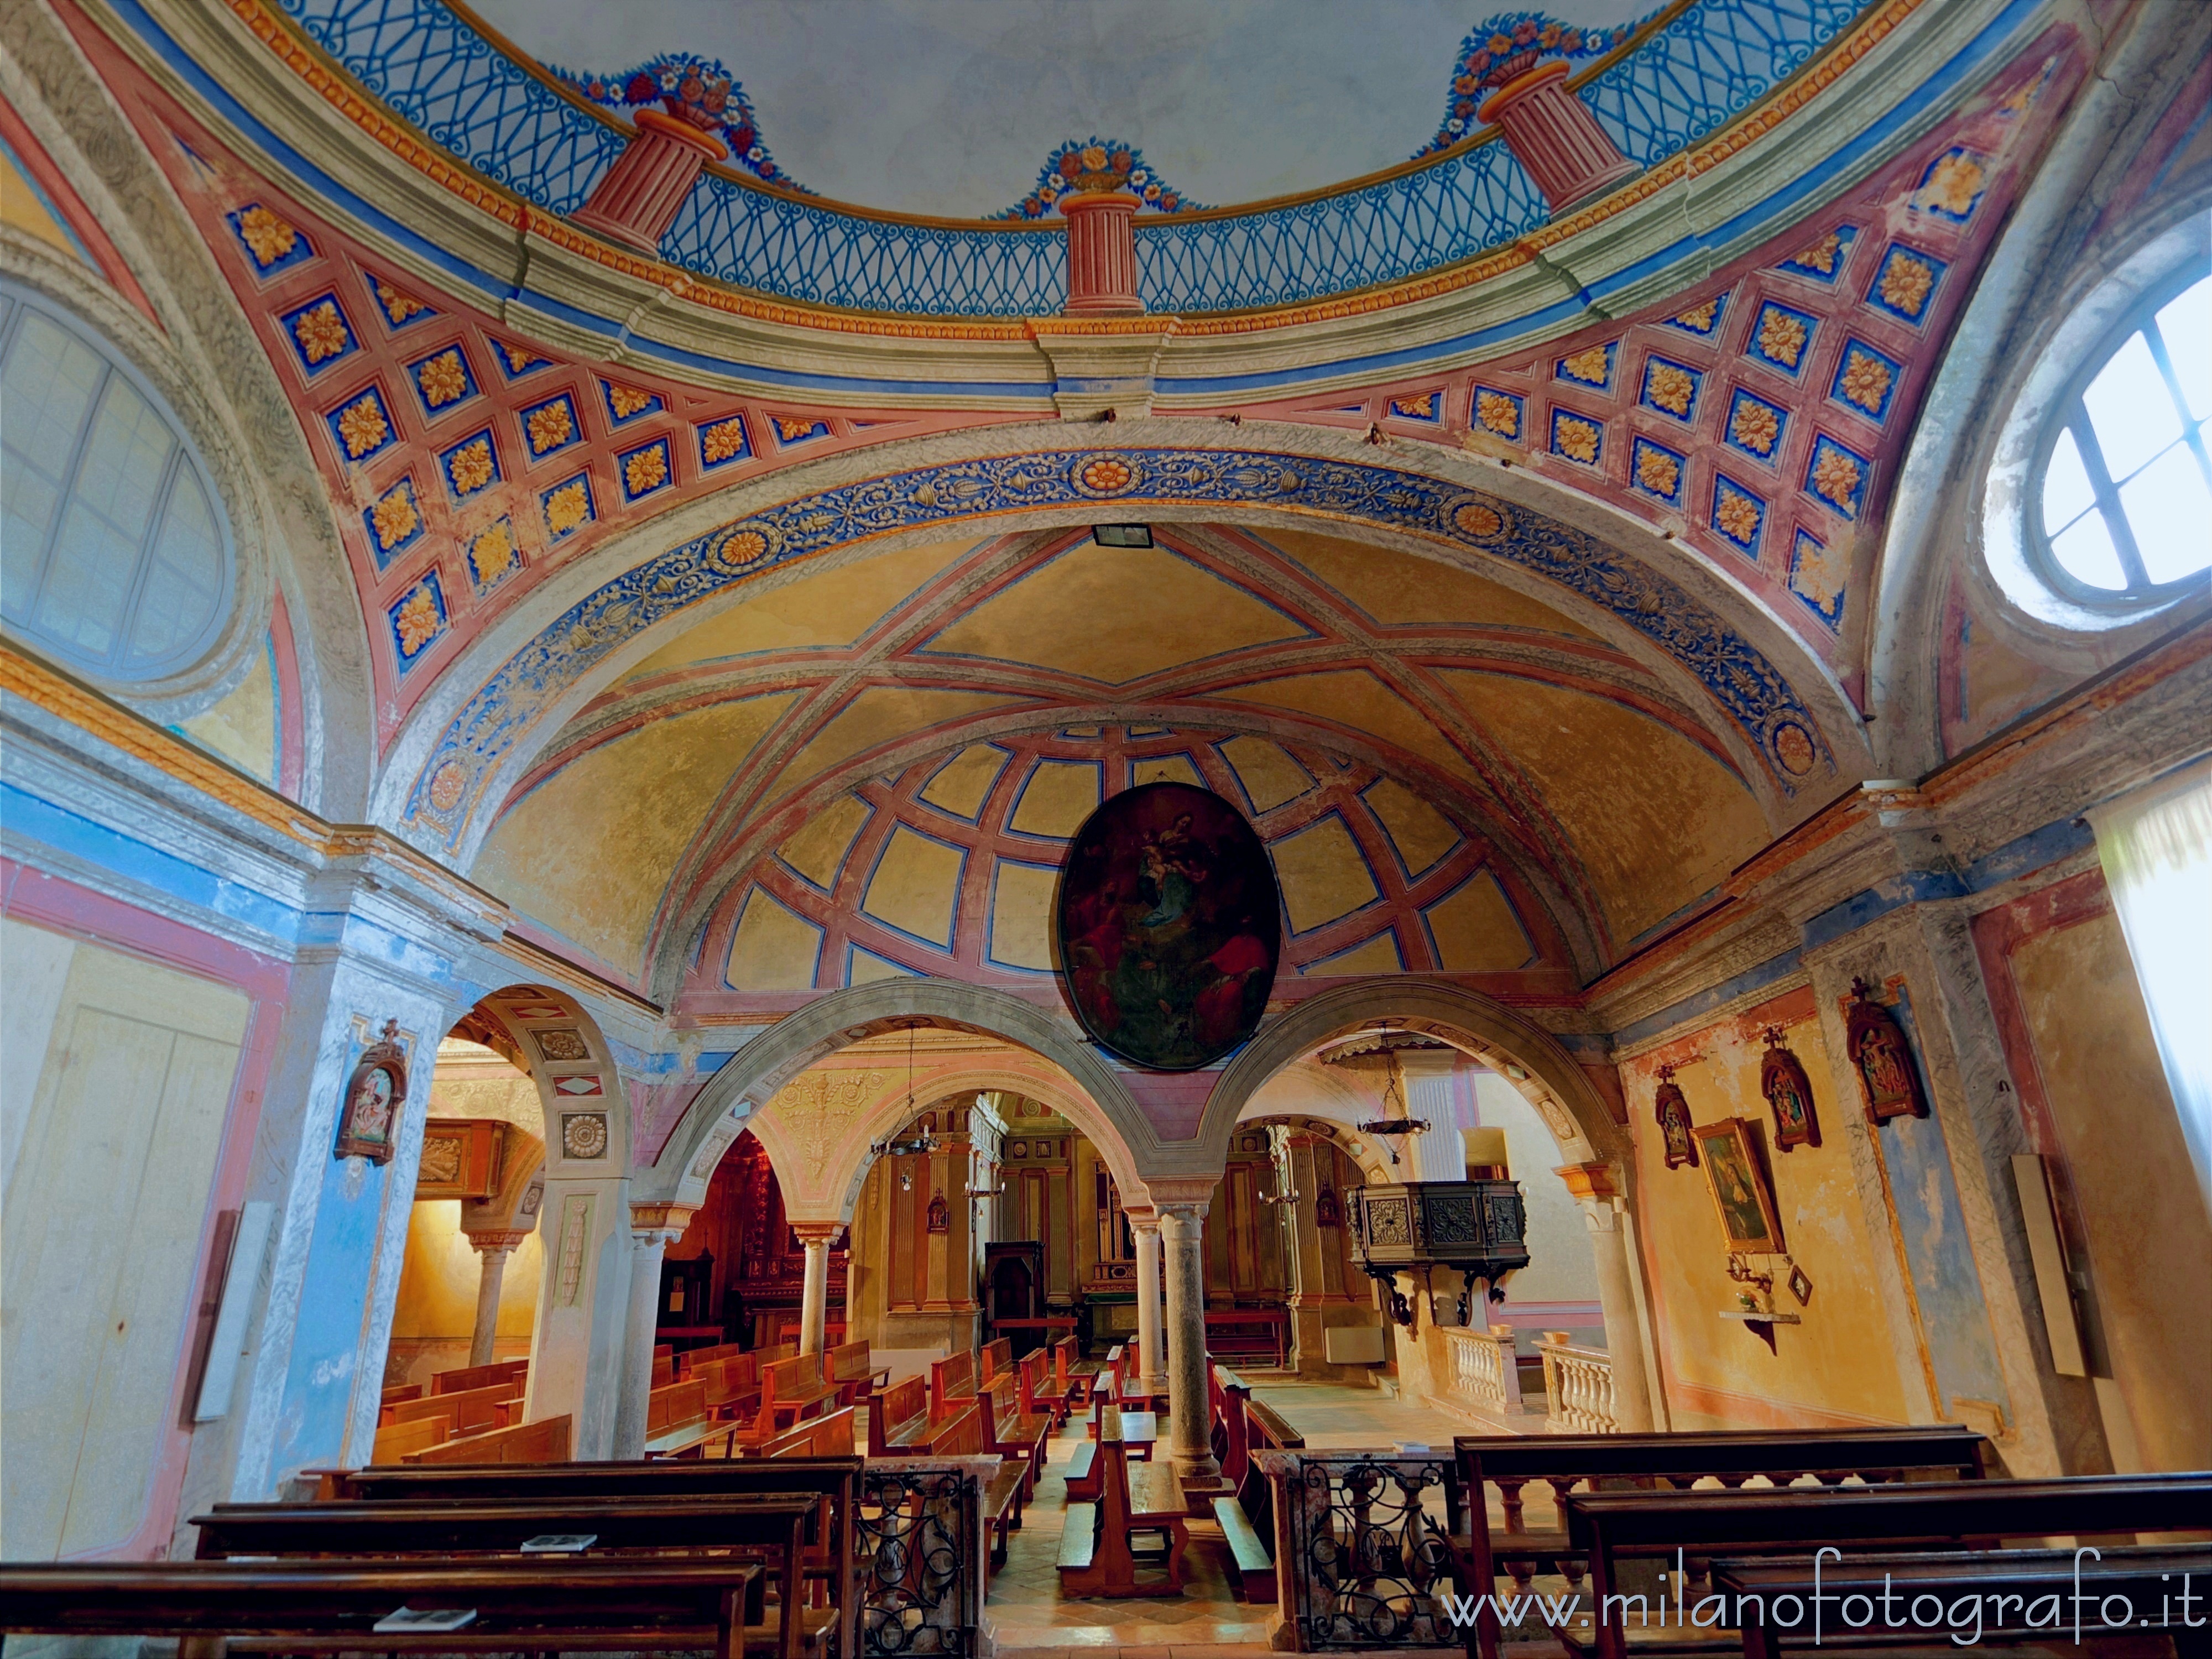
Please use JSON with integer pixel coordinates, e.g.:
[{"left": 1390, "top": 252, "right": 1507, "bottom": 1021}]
[
  {"left": 855, "top": 1462, "right": 980, "bottom": 1658},
  {"left": 1269, "top": 1451, "right": 1469, "bottom": 1650}
]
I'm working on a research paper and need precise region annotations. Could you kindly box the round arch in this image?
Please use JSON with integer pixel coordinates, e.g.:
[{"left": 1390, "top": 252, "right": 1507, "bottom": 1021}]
[
  {"left": 374, "top": 420, "right": 1867, "bottom": 864},
  {"left": 1202, "top": 978, "right": 1621, "bottom": 1175},
  {"left": 635, "top": 980, "right": 1159, "bottom": 1209},
  {"left": 463, "top": 983, "right": 633, "bottom": 1176}
]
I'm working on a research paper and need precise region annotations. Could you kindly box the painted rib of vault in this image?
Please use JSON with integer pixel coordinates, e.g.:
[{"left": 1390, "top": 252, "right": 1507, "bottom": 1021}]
[
  {"left": 405, "top": 447, "right": 1829, "bottom": 848},
  {"left": 274, "top": 0, "right": 1874, "bottom": 316}
]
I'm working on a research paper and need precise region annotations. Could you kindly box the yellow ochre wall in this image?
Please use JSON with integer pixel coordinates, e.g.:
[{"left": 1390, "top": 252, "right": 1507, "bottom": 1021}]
[{"left": 1625, "top": 985, "right": 1912, "bottom": 1431}]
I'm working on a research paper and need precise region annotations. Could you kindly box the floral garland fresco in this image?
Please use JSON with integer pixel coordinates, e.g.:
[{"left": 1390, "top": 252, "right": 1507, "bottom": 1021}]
[
  {"left": 1415, "top": 7, "right": 1660, "bottom": 157},
  {"left": 994, "top": 139, "right": 1207, "bottom": 221},
  {"left": 552, "top": 53, "right": 803, "bottom": 190}
]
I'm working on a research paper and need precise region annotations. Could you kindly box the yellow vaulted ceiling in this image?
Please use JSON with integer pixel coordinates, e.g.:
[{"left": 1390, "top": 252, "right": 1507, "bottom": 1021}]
[
  {"left": 476, "top": 692, "right": 796, "bottom": 972},
  {"left": 923, "top": 543, "right": 1305, "bottom": 683},
  {"left": 1217, "top": 671, "right": 1474, "bottom": 782},
  {"left": 1264, "top": 529, "right": 1601, "bottom": 638},
  {"left": 1439, "top": 671, "right": 1765, "bottom": 943},
  {"left": 782, "top": 687, "right": 1030, "bottom": 788}
]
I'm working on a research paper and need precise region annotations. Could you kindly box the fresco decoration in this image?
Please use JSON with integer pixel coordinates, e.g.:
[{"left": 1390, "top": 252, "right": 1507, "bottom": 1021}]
[
  {"left": 406, "top": 447, "right": 1829, "bottom": 847},
  {"left": 334, "top": 1018, "right": 409, "bottom": 1164},
  {"left": 1055, "top": 782, "right": 1282, "bottom": 1071},
  {"left": 248, "top": 0, "right": 1895, "bottom": 316},
  {"left": 1654, "top": 1061, "right": 1699, "bottom": 1169},
  {"left": 1415, "top": 9, "right": 1653, "bottom": 158},
  {"left": 995, "top": 140, "right": 1206, "bottom": 220},
  {"left": 1759, "top": 1025, "right": 1821, "bottom": 1151},
  {"left": 1846, "top": 976, "right": 1931, "bottom": 1124},
  {"left": 1693, "top": 1116, "right": 1785, "bottom": 1254},
  {"left": 551, "top": 52, "right": 800, "bottom": 189}
]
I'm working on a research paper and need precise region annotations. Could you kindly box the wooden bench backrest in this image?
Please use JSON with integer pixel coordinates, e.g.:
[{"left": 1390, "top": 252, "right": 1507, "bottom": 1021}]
[
  {"left": 930, "top": 1350, "right": 977, "bottom": 1416},
  {"left": 764, "top": 1406, "right": 857, "bottom": 1458},
  {"left": 982, "top": 1337, "right": 1013, "bottom": 1381},
  {"left": 371, "top": 1414, "right": 448, "bottom": 1463},
  {"left": 651, "top": 1353, "right": 677, "bottom": 1387},
  {"left": 697, "top": 1354, "right": 759, "bottom": 1407},
  {"left": 433, "top": 1358, "right": 528, "bottom": 1396},
  {"left": 984, "top": 1378, "right": 1019, "bottom": 1436},
  {"left": 1246, "top": 1396, "right": 1303, "bottom": 1451},
  {"left": 1215, "top": 1377, "right": 1254, "bottom": 1486},
  {"left": 677, "top": 1341, "right": 747, "bottom": 1376},
  {"left": 382, "top": 1381, "right": 424, "bottom": 1406},
  {"left": 759, "top": 1342, "right": 796, "bottom": 1364},
  {"left": 412, "top": 1413, "right": 572, "bottom": 1465},
  {"left": 827, "top": 1340, "right": 873, "bottom": 1384},
  {"left": 647, "top": 1379, "right": 708, "bottom": 1436},
  {"left": 1018, "top": 1349, "right": 1051, "bottom": 1415},
  {"left": 385, "top": 1381, "right": 514, "bottom": 1432},
  {"left": 1053, "top": 1335, "right": 1080, "bottom": 1381},
  {"left": 761, "top": 1352, "right": 822, "bottom": 1407},
  {"left": 930, "top": 1401, "right": 985, "bottom": 1457},
  {"left": 867, "top": 1376, "right": 931, "bottom": 1459}
]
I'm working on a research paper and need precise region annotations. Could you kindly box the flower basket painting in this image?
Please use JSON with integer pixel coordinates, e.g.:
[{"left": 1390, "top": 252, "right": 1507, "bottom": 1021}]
[{"left": 1055, "top": 782, "right": 1282, "bottom": 1071}]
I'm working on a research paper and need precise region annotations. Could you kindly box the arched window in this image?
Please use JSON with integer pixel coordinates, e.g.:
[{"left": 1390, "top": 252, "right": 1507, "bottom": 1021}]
[
  {"left": 2034, "top": 267, "right": 2211, "bottom": 604},
  {"left": 0, "top": 286, "right": 232, "bottom": 679}
]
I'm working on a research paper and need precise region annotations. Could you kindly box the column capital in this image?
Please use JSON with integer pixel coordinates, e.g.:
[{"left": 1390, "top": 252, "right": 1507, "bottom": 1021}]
[
  {"left": 628, "top": 1202, "right": 695, "bottom": 1245},
  {"left": 462, "top": 1228, "right": 532, "bottom": 1255},
  {"left": 1553, "top": 1161, "right": 1621, "bottom": 1202},
  {"left": 790, "top": 1221, "right": 843, "bottom": 1244}
]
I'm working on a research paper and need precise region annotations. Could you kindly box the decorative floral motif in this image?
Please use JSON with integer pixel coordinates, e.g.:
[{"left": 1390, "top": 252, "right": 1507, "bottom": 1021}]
[
  {"left": 1751, "top": 302, "right": 1813, "bottom": 372},
  {"left": 413, "top": 348, "right": 474, "bottom": 410},
  {"left": 1556, "top": 342, "right": 1615, "bottom": 389},
  {"left": 1725, "top": 389, "right": 1786, "bottom": 460},
  {"left": 554, "top": 52, "right": 800, "bottom": 189},
  {"left": 1870, "top": 246, "right": 1942, "bottom": 324},
  {"left": 495, "top": 339, "right": 549, "bottom": 376},
  {"left": 469, "top": 518, "right": 519, "bottom": 591},
  {"left": 1418, "top": 11, "right": 1634, "bottom": 154},
  {"left": 1806, "top": 435, "right": 1869, "bottom": 518},
  {"left": 1913, "top": 149, "right": 1987, "bottom": 220},
  {"left": 370, "top": 276, "right": 429, "bottom": 327},
  {"left": 1772, "top": 720, "right": 1818, "bottom": 777},
  {"left": 1078, "top": 455, "right": 1135, "bottom": 494},
  {"left": 620, "top": 440, "right": 671, "bottom": 498},
  {"left": 700, "top": 415, "right": 752, "bottom": 467},
  {"left": 1550, "top": 411, "right": 1601, "bottom": 464},
  {"left": 1451, "top": 499, "right": 1510, "bottom": 540},
  {"left": 332, "top": 389, "right": 393, "bottom": 460},
  {"left": 1712, "top": 476, "right": 1765, "bottom": 551},
  {"left": 605, "top": 383, "right": 656, "bottom": 421},
  {"left": 427, "top": 760, "right": 468, "bottom": 813},
  {"left": 233, "top": 204, "right": 300, "bottom": 269},
  {"left": 368, "top": 480, "right": 421, "bottom": 557},
  {"left": 1788, "top": 527, "right": 1846, "bottom": 625},
  {"left": 1389, "top": 392, "right": 1440, "bottom": 422},
  {"left": 1834, "top": 343, "right": 1898, "bottom": 420},
  {"left": 289, "top": 299, "right": 352, "bottom": 366},
  {"left": 390, "top": 574, "right": 446, "bottom": 662},
  {"left": 543, "top": 476, "right": 594, "bottom": 538},
  {"left": 997, "top": 138, "right": 1204, "bottom": 220},
  {"left": 1473, "top": 388, "right": 1522, "bottom": 439},
  {"left": 444, "top": 434, "right": 498, "bottom": 497},
  {"left": 1667, "top": 295, "right": 1726, "bottom": 336},
  {"left": 773, "top": 414, "right": 829, "bottom": 444},
  {"left": 1641, "top": 358, "right": 1699, "bottom": 419},
  {"left": 1776, "top": 225, "right": 1858, "bottom": 281},
  {"left": 1630, "top": 437, "right": 1684, "bottom": 503},
  {"left": 524, "top": 396, "right": 580, "bottom": 457}
]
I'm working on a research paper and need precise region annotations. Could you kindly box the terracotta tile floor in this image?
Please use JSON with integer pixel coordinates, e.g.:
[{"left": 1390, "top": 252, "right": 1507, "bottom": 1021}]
[{"left": 984, "top": 1380, "right": 1471, "bottom": 1658}]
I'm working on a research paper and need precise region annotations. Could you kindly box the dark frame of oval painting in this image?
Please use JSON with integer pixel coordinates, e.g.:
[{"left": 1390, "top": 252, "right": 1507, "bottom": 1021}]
[{"left": 1053, "top": 781, "right": 1283, "bottom": 1071}]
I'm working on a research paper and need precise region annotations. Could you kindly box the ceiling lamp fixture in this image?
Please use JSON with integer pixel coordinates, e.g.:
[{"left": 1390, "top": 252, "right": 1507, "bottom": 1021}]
[
  {"left": 1355, "top": 1052, "right": 1430, "bottom": 1165},
  {"left": 868, "top": 1020, "right": 941, "bottom": 1168},
  {"left": 1092, "top": 524, "right": 1152, "bottom": 548}
]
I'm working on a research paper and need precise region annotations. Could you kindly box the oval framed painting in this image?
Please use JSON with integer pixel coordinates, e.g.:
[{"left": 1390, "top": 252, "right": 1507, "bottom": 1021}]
[{"left": 1055, "top": 781, "right": 1282, "bottom": 1071}]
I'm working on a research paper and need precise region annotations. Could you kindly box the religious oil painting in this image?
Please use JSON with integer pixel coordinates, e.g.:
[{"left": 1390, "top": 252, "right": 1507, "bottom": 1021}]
[
  {"left": 1693, "top": 1117, "right": 1786, "bottom": 1254},
  {"left": 335, "top": 1018, "right": 409, "bottom": 1165},
  {"left": 1056, "top": 781, "right": 1282, "bottom": 1071}
]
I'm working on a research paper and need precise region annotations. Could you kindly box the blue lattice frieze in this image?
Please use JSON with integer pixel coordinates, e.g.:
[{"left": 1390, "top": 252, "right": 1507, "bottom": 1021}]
[{"left": 404, "top": 446, "right": 1830, "bottom": 846}]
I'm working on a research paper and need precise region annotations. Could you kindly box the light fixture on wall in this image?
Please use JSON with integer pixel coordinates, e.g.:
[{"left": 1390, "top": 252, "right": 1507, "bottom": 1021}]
[{"left": 1092, "top": 523, "right": 1153, "bottom": 547}]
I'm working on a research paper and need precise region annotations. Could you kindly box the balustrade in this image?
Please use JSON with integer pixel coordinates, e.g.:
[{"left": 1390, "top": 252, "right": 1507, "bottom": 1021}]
[
  {"left": 1536, "top": 1334, "right": 1618, "bottom": 1434},
  {"left": 1439, "top": 1325, "right": 1527, "bottom": 1423}
]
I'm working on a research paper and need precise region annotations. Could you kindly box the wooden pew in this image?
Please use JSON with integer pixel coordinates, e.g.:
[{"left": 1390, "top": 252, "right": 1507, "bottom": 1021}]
[
  {"left": 700, "top": 1353, "right": 763, "bottom": 1420},
  {"left": 369, "top": 1415, "right": 447, "bottom": 1464},
  {"left": 383, "top": 1381, "right": 515, "bottom": 1435},
  {"left": 980, "top": 1336, "right": 1014, "bottom": 1384},
  {"left": 0, "top": 1559, "right": 765, "bottom": 1658},
  {"left": 827, "top": 1339, "right": 889, "bottom": 1406},
  {"left": 758, "top": 1352, "right": 837, "bottom": 1431},
  {"left": 415, "top": 1413, "right": 571, "bottom": 1465},
  {"left": 867, "top": 1375, "right": 937, "bottom": 1458},
  {"left": 381, "top": 1381, "right": 424, "bottom": 1407},
  {"left": 1454, "top": 1427, "right": 1987, "bottom": 1659},
  {"left": 1713, "top": 1544, "right": 2212, "bottom": 1659},
  {"left": 976, "top": 1377, "right": 1052, "bottom": 1497},
  {"left": 1058, "top": 1426, "right": 1190, "bottom": 1597},
  {"left": 930, "top": 1350, "right": 978, "bottom": 1420},
  {"left": 1019, "top": 1347, "right": 1073, "bottom": 1427},
  {"left": 678, "top": 1340, "right": 749, "bottom": 1378},
  {"left": 758, "top": 1406, "right": 857, "bottom": 1459},
  {"left": 1053, "top": 1335, "right": 1093, "bottom": 1410},
  {"left": 290, "top": 1457, "right": 862, "bottom": 1659},
  {"left": 1566, "top": 1472, "right": 2212, "bottom": 1659},
  {"left": 645, "top": 1379, "right": 741, "bottom": 1459},
  {"left": 434, "top": 1358, "right": 528, "bottom": 1395}
]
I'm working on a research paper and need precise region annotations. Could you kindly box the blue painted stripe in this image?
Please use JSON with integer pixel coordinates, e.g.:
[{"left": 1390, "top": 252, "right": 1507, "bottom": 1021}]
[
  {"left": 0, "top": 780, "right": 301, "bottom": 941},
  {"left": 1803, "top": 811, "right": 2098, "bottom": 951},
  {"left": 1610, "top": 946, "right": 1807, "bottom": 1050}
]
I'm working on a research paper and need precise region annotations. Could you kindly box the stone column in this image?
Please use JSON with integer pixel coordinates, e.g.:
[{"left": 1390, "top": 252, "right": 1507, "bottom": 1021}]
[
  {"left": 572, "top": 108, "right": 728, "bottom": 252},
  {"left": 462, "top": 1229, "right": 528, "bottom": 1367},
  {"left": 1129, "top": 1209, "right": 1164, "bottom": 1389},
  {"left": 1478, "top": 62, "right": 1638, "bottom": 211},
  {"left": 1155, "top": 1198, "right": 1219, "bottom": 1480},
  {"left": 612, "top": 1204, "right": 692, "bottom": 1459},
  {"left": 1058, "top": 189, "right": 1142, "bottom": 314},
  {"left": 794, "top": 1222, "right": 841, "bottom": 1357},
  {"left": 1554, "top": 1165, "right": 1656, "bottom": 1431}
]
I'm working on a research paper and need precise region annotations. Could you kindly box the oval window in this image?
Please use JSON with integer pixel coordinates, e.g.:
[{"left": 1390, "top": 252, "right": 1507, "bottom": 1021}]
[
  {"left": 2033, "top": 268, "right": 2212, "bottom": 604},
  {"left": 0, "top": 289, "right": 233, "bottom": 678}
]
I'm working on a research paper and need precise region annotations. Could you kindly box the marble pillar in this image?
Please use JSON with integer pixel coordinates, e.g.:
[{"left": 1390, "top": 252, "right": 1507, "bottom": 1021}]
[
  {"left": 794, "top": 1222, "right": 840, "bottom": 1356},
  {"left": 1554, "top": 1164, "right": 1656, "bottom": 1432},
  {"left": 1130, "top": 1209, "right": 1164, "bottom": 1389},
  {"left": 1156, "top": 1199, "right": 1219, "bottom": 1480},
  {"left": 611, "top": 1204, "right": 692, "bottom": 1459},
  {"left": 462, "top": 1230, "right": 526, "bottom": 1368}
]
